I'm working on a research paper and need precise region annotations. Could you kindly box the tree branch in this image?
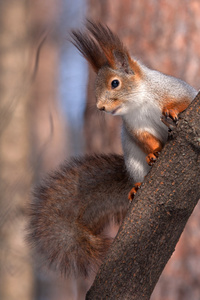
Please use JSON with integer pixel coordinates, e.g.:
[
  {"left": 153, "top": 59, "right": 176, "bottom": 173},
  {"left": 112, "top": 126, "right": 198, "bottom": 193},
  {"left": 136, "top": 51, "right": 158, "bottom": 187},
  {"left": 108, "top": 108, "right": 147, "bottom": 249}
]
[{"left": 86, "top": 92, "right": 200, "bottom": 300}]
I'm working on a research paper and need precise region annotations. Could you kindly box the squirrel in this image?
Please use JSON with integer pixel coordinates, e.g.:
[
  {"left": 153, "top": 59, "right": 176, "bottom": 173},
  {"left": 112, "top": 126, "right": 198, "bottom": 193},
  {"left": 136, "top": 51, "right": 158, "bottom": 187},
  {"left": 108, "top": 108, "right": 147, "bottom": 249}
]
[
  {"left": 70, "top": 20, "right": 197, "bottom": 199},
  {"left": 27, "top": 21, "right": 197, "bottom": 282}
]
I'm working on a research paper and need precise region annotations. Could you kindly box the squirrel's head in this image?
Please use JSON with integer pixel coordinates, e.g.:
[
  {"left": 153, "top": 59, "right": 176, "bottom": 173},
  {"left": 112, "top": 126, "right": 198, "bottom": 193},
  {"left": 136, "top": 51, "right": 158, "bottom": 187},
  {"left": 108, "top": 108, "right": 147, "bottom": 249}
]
[{"left": 71, "top": 20, "right": 143, "bottom": 116}]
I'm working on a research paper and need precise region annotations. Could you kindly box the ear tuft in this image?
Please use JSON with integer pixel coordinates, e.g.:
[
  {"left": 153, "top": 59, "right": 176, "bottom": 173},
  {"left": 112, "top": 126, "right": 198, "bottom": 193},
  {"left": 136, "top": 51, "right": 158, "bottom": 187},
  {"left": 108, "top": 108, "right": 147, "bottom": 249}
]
[
  {"left": 86, "top": 20, "right": 133, "bottom": 73},
  {"left": 70, "top": 20, "right": 135, "bottom": 74},
  {"left": 70, "top": 28, "right": 107, "bottom": 72}
]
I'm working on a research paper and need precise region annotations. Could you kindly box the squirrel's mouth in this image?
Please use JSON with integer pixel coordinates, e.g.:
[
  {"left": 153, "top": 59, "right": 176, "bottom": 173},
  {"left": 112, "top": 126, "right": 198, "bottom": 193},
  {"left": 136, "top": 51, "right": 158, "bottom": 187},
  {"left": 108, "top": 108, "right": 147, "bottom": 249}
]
[{"left": 111, "top": 105, "right": 122, "bottom": 115}]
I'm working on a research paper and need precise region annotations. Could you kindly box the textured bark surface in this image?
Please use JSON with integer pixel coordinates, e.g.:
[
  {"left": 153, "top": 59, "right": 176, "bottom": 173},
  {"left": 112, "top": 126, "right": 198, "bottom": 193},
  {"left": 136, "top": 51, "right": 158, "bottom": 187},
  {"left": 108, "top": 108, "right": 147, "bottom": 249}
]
[{"left": 86, "top": 93, "right": 200, "bottom": 299}]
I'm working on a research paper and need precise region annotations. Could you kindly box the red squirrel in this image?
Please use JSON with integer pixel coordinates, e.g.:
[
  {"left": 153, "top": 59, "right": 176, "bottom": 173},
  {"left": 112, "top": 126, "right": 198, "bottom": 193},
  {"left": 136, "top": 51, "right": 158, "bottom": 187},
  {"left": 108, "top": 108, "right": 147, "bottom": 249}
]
[
  {"left": 27, "top": 21, "right": 197, "bottom": 281},
  {"left": 71, "top": 20, "right": 197, "bottom": 199}
]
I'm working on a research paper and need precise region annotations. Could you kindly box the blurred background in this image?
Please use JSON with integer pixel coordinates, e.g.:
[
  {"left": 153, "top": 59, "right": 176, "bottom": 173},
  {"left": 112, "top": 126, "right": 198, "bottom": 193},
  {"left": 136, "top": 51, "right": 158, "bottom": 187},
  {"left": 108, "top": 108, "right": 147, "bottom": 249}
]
[{"left": 0, "top": 0, "right": 200, "bottom": 299}]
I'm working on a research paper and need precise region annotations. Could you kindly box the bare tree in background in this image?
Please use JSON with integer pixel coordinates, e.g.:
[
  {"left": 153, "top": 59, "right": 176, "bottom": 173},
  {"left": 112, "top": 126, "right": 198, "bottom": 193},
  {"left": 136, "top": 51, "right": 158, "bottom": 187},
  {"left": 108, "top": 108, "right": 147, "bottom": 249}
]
[
  {"left": 84, "top": 1, "right": 200, "bottom": 299},
  {"left": 0, "top": 1, "right": 34, "bottom": 299},
  {"left": 29, "top": 0, "right": 68, "bottom": 178},
  {"left": 0, "top": 1, "right": 68, "bottom": 300},
  {"left": 28, "top": 1, "right": 70, "bottom": 300}
]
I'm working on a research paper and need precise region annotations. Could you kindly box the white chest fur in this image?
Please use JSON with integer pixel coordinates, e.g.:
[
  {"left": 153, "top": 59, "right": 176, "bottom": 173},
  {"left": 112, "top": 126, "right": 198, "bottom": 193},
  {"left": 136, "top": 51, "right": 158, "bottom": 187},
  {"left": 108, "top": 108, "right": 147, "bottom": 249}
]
[
  {"left": 122, "top": 100, "right": 168, "bottom": 143},
  {"left": 121, "top": 98, "right": 168, "bottom": 182}
]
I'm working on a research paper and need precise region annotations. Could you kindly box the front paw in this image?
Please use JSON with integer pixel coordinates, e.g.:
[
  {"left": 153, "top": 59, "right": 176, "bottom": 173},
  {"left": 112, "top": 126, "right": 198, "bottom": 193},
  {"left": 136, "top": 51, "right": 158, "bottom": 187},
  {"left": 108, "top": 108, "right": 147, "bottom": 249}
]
[
  {"left": 146, "top": 152, "right": 160, "bottom": 166},
  {"left": 162, "top": 108, "right": 179, "bottom": 123},
  {"left": 128, "top": 182, "right": 142, "bottom": 202}
]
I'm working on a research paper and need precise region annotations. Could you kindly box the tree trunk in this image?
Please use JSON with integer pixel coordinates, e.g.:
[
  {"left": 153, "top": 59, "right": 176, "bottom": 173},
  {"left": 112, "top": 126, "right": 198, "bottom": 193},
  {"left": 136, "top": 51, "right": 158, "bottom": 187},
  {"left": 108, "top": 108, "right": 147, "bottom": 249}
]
[
  {"left": 29, "top": 0, "right": 67, "bottom": 178},
  {"left": 86, "top": 93, "right": 200, "bottom": 299},
  {"left": 28, "top": 1, "right": 69, "bottom": 299},
  {"left": 0, "top": 1, "right": 34, "bottom": 299}
]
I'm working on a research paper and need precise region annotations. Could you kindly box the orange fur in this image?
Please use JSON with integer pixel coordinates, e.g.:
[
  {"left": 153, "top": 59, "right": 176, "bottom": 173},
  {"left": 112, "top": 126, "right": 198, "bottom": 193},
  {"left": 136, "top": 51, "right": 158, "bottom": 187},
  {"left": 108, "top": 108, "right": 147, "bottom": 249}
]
[
  {"left": 133, "top": 131, "right": 163, "bottom": 155},
  {"left": 146, "top": 152, "right": 160, "bottom": 166},
  {"left": 162, "top": 97, "right": 191, "bottom": 120},
  {"left": 96, "top": 97, "right": 124, "bottom": 113},
  {"left": 130, "top": 59, "right": 143, "bottom": 80}
]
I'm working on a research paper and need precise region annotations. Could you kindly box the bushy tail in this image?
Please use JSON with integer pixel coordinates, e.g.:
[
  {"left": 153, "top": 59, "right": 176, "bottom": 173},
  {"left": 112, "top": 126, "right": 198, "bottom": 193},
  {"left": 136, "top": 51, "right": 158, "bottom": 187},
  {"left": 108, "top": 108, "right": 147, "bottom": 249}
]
[{"left": 27, "top": 154, "right": 133, "bottom": 277}]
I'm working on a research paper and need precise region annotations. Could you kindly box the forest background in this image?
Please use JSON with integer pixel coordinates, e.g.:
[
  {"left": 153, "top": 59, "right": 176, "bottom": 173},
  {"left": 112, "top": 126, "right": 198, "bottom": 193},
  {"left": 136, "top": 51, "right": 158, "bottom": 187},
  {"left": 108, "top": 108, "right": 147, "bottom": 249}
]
[{"left": 0, "top": 0, "right": 200, "bottom": 299}]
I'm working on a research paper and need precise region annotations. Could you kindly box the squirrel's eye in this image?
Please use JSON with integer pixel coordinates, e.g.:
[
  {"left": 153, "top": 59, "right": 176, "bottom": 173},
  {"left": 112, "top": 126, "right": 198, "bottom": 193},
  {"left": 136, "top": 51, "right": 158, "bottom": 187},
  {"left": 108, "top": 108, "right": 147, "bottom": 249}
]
[{"left": 111, "top": 79, "right": 120, "bottom": 89}]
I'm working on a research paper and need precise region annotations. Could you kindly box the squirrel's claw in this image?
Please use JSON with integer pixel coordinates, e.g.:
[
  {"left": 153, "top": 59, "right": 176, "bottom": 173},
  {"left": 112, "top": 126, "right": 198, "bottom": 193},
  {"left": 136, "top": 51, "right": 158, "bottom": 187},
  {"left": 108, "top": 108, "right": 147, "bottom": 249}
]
[
  {"left": 146, "top": 152, "right": 159, "bottom": 166},
  {"left": 128, "top": 182, "right": 142, "bottom": 202},
  {"left": 161, "top": 108, "right": 179, "bottom": 130},
  {"left": 162, "top": 108, "right": 179, "bottom": 122}
]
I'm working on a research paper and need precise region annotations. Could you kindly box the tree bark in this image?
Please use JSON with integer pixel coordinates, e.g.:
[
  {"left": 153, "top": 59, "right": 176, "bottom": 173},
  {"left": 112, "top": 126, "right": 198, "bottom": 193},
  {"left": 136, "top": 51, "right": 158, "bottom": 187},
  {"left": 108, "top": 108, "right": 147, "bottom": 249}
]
[{"left": 86, "top": 93, "right": 200, "bottom": 299}]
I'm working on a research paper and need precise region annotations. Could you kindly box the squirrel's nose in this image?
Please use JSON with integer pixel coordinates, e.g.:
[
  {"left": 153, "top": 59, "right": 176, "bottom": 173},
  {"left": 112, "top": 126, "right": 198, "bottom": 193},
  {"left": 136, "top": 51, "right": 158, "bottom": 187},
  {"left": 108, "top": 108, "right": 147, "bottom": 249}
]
[{"left": 97, "top": 103, "right": 105, "bottom": 111}]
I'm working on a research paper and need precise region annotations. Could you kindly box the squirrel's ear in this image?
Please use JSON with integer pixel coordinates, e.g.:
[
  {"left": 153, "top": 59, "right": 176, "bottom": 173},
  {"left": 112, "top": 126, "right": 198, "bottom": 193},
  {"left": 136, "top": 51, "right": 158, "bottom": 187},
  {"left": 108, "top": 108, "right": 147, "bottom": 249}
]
[{"left": 113, "top": 50, "right": 134, "bottom": 75}]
